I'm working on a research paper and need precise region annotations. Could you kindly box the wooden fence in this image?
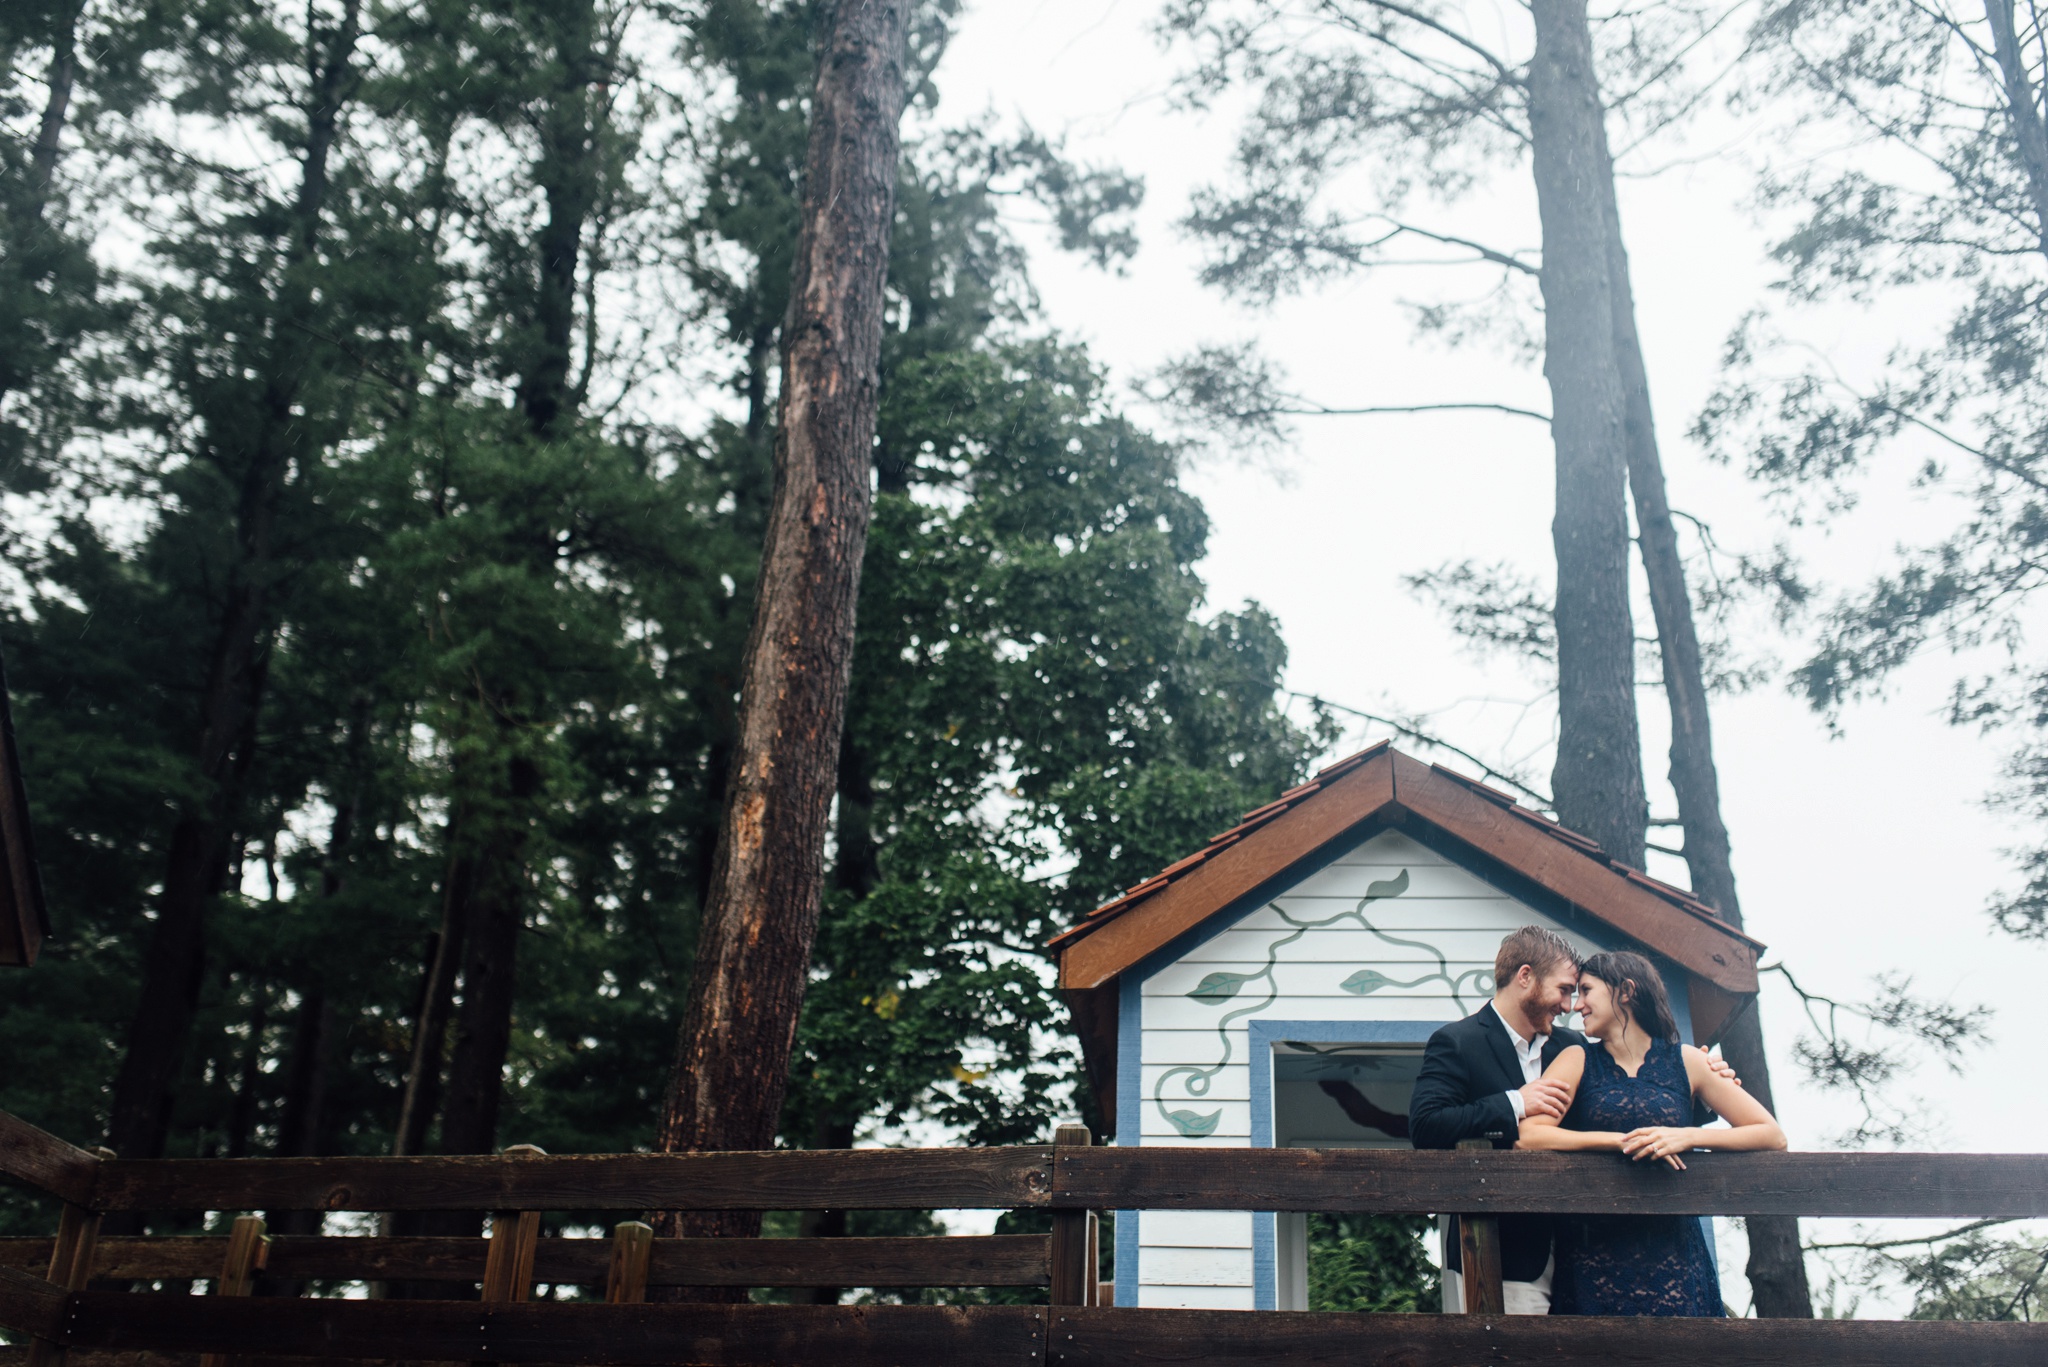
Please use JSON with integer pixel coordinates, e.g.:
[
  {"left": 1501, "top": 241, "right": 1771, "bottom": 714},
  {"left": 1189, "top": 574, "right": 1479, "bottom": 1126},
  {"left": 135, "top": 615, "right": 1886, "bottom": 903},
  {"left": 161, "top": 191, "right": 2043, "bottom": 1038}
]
[{"left": 3, "top": 1108, "right": 2047, "bottom": 1365}]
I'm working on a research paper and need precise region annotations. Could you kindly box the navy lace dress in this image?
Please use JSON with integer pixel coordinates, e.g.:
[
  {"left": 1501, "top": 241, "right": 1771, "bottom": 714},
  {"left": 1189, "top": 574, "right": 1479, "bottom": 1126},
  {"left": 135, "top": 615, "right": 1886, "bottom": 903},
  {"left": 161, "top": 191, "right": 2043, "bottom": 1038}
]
[{"left": 1549, "top": 1039, "right": 1724, "bottom": 1317}]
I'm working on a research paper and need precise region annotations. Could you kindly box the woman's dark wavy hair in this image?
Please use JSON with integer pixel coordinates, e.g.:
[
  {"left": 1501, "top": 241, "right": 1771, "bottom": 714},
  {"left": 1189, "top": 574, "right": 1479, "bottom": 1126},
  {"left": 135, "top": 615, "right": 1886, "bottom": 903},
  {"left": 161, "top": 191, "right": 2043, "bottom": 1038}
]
[{"left": 1578, "top": 951, "right": 1681, "bottom": 1046}]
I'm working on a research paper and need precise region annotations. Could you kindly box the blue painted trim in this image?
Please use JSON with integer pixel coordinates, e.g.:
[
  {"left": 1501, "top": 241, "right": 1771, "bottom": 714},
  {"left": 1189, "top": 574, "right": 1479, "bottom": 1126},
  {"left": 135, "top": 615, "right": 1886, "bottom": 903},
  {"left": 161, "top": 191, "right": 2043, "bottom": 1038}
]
[
  {"left": 1115, "top": 973, "right": 1143, "bottom": 1306},
  {"left": 1658, "top": 954, "right": 1697, "bottom": 1043},
  {"left": 1253, "top": 1211, "right": 1275, "bottom": 1310},
  {"left": 1244, "top": 1019, "right": 1451, "bottom": 1311}
]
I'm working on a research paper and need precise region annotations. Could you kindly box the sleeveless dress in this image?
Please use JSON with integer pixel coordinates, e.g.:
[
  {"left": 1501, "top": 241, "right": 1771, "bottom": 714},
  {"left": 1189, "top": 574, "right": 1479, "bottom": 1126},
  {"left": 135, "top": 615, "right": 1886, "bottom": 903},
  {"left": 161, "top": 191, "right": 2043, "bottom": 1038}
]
[{"left": 1549, "top": 1038, "right": 1724, "bottom": 1316}]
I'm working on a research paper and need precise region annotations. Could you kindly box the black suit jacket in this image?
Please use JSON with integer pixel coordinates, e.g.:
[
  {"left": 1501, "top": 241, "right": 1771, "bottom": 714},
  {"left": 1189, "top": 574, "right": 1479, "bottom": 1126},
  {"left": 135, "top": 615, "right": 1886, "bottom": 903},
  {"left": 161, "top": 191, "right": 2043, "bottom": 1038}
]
[{"left": 1408, "top": 1005, "right": 1586, "bottom": 1283}]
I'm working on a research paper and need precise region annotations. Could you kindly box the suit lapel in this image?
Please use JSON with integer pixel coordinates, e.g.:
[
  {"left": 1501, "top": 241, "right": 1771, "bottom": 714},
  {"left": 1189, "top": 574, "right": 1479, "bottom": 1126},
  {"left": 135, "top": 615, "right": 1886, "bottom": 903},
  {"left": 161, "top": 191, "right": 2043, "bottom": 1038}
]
[{"left": 1477, "top": 1004, "right": 1523, "bottom": 1088}]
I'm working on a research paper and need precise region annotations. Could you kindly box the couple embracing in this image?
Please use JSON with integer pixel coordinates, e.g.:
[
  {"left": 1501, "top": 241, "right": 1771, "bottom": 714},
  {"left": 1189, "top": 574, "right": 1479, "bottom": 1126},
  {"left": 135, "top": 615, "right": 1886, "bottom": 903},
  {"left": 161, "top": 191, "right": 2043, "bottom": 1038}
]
[{"left": 1408, "top": 926, "right": 1786, "bottom": 1317}]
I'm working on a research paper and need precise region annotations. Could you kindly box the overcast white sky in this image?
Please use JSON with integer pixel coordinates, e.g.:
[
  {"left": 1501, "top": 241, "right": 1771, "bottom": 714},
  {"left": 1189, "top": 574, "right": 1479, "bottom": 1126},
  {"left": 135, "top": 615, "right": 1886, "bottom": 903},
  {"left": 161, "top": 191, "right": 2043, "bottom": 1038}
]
[{"left": 932, "top": 0, "right": 2048, "bottom": 1310}]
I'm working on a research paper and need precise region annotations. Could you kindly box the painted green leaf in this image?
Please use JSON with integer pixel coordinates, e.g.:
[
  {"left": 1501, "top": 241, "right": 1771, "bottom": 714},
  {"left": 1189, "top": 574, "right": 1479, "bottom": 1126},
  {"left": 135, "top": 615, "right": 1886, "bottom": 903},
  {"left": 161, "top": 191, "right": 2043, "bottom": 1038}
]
[
  {"left": 1340, "top": 969, "right": 1393, "bottom": 996},
  {"left": 1364, "top": 869, "right": 1410, "bottom": 901},
  {"left": 1187, "top": 971, "right": 1253, "bottom": 1004},
  {"left": 1166, "top": 1108, "right": 1221, "bottom": 1138}
]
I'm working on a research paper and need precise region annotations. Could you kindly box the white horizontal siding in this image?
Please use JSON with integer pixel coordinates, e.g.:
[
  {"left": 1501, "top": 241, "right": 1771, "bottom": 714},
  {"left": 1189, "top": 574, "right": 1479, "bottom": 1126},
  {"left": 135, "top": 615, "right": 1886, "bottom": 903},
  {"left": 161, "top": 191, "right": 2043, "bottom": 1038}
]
[
  {"left": 1142, "top": 1210, "right": 1254, "bottom": 1247},
  {"left": 1137, "top": 1282, "right": 1256, "bottom": 1310},
  {"left": 1130, "top": 827, "right": 1589, "bottom": 1306},
  {"left": 1142, "top": 1246, "right": 1256, "bottom": 1286}
]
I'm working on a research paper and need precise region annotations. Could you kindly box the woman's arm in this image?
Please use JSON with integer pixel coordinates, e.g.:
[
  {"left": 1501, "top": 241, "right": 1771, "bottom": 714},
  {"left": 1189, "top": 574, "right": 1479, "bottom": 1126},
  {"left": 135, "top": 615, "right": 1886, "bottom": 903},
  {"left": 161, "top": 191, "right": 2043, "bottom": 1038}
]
[
  {"left": 1511, "top": 1047, "right": 1624, "bottom": 1152},
  {"left": 1618, "top": 1046, "right": 1788, "bottom": 1165}
]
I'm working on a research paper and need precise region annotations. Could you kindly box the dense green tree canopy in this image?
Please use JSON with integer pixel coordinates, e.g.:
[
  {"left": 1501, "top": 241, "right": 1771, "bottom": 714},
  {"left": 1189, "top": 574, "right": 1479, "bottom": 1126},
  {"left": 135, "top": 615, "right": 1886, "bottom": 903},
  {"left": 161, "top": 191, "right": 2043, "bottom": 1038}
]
[{"left": 0, "top": 0, "right": 1319, "bottom": 1251}]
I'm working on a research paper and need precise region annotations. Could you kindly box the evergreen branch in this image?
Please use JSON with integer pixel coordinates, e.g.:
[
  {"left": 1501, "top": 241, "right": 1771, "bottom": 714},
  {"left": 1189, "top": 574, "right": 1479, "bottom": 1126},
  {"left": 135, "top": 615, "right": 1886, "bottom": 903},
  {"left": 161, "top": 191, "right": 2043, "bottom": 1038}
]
[
  {"left": 1363, "top": 217, "right": 1541, "bottom": 275},
  {"left": 1805, "top": 1218, "right": 2018, "bottom": 1252},
  {"left": 1319, "top": 0, "right": 1524, "bottom": 88},
  {"left": 1285, "top": 400, "right": 1552, "bottom": 422}
]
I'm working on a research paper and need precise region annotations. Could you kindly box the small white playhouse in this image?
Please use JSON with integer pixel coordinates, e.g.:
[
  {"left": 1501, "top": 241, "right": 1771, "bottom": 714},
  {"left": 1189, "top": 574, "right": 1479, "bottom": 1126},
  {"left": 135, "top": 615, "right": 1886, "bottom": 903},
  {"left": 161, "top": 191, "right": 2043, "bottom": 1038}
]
[{"left": 1049, "top": 742, "right": 1764, "bottom": 1311}]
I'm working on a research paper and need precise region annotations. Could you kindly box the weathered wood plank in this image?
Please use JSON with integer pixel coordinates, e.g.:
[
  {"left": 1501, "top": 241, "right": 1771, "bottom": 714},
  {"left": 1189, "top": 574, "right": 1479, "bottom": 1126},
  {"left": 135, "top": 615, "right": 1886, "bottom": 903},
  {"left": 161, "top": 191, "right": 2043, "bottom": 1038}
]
[
  {"left": 1053, "top": 1147, "right": 2048, "bottom": 1217},
  {"left": 0, "top": 1266, "right": 65, "bottom": 1341},
  {"left": 0, "top": 1112, "right": 101, "bottom": 1209},
  {"left": 87, "top": 1147, "right": 1051, "bottom": 1213},
  {"left": 35, "top": 1142, "right": 2048, "bottom": 1223},
  {"left": 39, "top": 1300, "right": 2048, "bottom": 1367},
  {"left": 1048, "top": 1308, "right": 2048, "bottom": 1366},
  {"left": 0, "top": 1235, "right": 1053, "bottom": 1288},
  {"left": 62, "top": 1296, "right": 1048, "bottom": 1367}
]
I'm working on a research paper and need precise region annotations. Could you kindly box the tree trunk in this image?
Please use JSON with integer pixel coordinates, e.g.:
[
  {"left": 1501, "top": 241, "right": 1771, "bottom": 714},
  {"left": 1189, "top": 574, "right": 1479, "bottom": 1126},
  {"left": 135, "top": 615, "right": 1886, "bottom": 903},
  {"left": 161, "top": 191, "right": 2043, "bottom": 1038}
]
[
  {"left": 27, "top": 2, "right": 79, "bottom": 207},
  {"left": 102, "top": 0, "right": 363, "bottom": 1173},
  {"left": 436, "top": 785, "right": 534, "bottom": 1159},
  {"left": 224, "top": 987, "right": 268, "bottom": 1158},
  {"left": 401, "top": 0, "right": 599, "bottom": 1191},
  {"left": 1567, "top": 7, "right": 1813, "bottom": 1314},
  {"left": 1526, "top": 0, "right": 1647, "bottom": 870},
  {"left": 1984, "top": 1, "right": 2048, "bottom": 255},
  {"left": 653, "top": 0, "right": 912, "bottom": 1251},
  {"left": 392, "top": 849, "right": 471, "bottom": 1159},
  {"left": 517, "top": 0, "right": 597, "bottom": 438}
]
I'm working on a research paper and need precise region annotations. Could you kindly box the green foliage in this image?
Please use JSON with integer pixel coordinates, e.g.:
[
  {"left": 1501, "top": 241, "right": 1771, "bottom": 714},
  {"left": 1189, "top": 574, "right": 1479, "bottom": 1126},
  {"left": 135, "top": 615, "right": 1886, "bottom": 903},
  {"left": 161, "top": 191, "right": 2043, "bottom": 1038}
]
[
  {"left": 1814, "top": 1224, "right": 2048, "bottom": 1323},
  {"left": 1699, "top": 3, "right": 2048, "bottom": 940},
  {"left": 0, "top": 0, "right": 1312, "bottom": 1257},
  {"left": 1900, "top": 1232, "right": 2048, "bottom": 1322},
  {"left": 1306, "top": 1213, "right": 1440, "bottom": 1314}
]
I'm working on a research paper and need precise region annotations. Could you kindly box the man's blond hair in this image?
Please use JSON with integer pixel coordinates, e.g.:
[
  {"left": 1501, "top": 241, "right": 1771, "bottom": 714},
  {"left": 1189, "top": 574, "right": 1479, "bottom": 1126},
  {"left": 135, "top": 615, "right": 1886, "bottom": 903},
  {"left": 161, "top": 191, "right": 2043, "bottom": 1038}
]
[{"left": 1494, "top": 925, "right": 1578, "bottom": 989}]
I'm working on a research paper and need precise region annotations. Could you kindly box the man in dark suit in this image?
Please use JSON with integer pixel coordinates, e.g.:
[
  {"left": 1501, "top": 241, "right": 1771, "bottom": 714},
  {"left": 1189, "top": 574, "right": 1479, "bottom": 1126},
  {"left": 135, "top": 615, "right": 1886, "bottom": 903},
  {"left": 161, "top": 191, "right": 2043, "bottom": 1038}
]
[
  {"left": 1411, "top": 926, "right": 1736, "bottom": 1313},
  {"left": 1410, "top": 925, "right": 1585, "bottom": 1313}
]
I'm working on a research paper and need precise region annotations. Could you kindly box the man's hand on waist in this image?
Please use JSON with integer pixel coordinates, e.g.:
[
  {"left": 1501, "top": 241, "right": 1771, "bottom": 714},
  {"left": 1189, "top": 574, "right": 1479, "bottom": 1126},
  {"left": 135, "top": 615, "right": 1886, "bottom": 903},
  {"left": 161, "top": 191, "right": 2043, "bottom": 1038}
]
[{"left": 1511, "top": 1077, "right": 1570, "bottom": 1122}]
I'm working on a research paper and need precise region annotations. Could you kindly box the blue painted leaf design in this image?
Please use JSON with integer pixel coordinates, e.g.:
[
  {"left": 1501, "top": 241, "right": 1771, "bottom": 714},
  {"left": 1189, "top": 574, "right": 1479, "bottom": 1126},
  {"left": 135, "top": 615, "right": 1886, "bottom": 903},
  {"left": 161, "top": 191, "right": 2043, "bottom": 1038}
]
[
  {"left": 1364, "top": 869, "right": 1410, "bottom": 901},
  {"left": 1166, "top": 1109, "right": 1221, "bottom": 1138},
  {"left": 1187, "top": 971, "right": 1252, "bottom": 1004},
  {"left": 1340, "top": 969, "right": 1393, "bottom": 995}
]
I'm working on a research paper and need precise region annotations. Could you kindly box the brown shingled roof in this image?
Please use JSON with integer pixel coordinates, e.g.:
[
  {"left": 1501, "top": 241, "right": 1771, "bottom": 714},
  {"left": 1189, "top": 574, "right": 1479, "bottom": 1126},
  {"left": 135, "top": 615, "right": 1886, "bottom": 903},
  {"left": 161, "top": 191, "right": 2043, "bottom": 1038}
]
[{"left": 1049, "top": 744, "right": 1762, "bottom": 997}]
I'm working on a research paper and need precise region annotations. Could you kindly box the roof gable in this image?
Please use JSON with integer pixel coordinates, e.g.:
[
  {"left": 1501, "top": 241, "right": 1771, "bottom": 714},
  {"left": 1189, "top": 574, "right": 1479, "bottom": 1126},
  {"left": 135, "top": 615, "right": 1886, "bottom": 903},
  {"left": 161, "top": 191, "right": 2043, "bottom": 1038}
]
[{"left": 1051, "top": 744, "right": 1762, "bottom": 996}]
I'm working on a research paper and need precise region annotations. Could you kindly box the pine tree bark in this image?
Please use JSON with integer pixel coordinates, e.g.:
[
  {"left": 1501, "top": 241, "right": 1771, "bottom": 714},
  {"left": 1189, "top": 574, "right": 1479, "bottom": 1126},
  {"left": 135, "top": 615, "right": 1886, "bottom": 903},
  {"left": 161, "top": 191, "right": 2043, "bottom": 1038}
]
[
  {"left": 1559, "top": 4, "right": 1812, "bottom": 1313},
  {"left": 1608, "top": 220, "right": 1813, "bottom": 1316},
  {"left": 1984, "top": 1, "right": 2048, "bottom": 253},
  {"left": 103, "top": 0, "right": 364, "bottom": 1171},
  {"left": 392, "top": 848, "right": 471, "bottom": 1159},
  {"left": 1527, "top": 0, "right": 1647, "bottom": 870},
  {"left": 27, "top": 3, "right": 79, "bottom": 207},
  {"left": 653, "top": 0, "right": 911, "bottom": 1248},
  {"left": 436, "top": 775, "right": 535, "bottom": 1159}
]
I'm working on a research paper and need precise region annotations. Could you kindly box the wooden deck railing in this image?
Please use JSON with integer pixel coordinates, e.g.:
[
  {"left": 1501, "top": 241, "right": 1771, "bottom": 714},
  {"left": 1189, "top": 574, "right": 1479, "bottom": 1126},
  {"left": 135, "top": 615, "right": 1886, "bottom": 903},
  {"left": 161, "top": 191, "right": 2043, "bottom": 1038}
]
[{"left": 4, "top": 1107, "right": 2047, "bottom": 1365}]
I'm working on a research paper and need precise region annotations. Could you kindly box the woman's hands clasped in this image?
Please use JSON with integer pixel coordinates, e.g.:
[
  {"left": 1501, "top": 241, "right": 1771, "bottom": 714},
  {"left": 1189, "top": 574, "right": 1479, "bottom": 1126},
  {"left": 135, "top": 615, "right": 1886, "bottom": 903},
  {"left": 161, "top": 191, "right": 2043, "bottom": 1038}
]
[{"left": 1619, "top": 1125, "right": 1698, "bottom": 1169}]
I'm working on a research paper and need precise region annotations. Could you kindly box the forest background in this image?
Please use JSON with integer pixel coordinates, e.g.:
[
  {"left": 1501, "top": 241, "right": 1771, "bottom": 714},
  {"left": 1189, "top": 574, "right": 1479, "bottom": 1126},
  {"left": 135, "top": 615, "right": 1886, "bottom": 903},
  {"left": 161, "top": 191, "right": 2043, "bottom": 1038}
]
[{"left": 1, "top": 0, "right": 2045, "bottom": 1323}]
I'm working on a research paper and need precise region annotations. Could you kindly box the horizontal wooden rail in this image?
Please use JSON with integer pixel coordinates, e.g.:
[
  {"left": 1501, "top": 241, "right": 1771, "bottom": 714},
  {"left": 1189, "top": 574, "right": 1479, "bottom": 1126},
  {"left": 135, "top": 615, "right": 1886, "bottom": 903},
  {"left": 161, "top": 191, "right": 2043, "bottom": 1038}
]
[
  {"left": 0, "top": 1114, "right": 98, "bottom": 1209},
  {"left": 10, "top": 1109, "right": 2048, "bottom": 1219},
  {"left": 0, "top": 1233, "right": 1052, "bottom": 1288},
  {"left": 1052, "top": 1148, "right": 2048, "bottom": 1217},
  {"left": 46, "top": 1148, "right": 2048, "bottom": 1218},
  {"left": 0, "top": 1267, "right": 64, "bottom": 1342},
  {"left": 8, "top": 1299, "right": 2041, "bottom": 1367},
  {"left": 81, "top": 1147, "right": 1052, "bottom": 1213}
]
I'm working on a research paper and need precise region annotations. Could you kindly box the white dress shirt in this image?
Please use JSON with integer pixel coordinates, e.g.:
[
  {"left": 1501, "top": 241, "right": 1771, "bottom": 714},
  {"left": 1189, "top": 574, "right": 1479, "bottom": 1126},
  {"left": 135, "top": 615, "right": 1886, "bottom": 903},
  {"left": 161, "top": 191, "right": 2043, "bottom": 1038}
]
[{"left": 1490, "top": 1002, "right": 1547, "bottom": 1121}]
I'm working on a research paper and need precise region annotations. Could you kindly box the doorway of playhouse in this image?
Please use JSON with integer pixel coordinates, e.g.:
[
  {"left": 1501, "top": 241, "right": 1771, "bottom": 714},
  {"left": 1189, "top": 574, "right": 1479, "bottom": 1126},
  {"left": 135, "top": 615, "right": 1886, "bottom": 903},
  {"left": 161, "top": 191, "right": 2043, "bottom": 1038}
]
[{"left": 1250, "top": 1023, "right": 1445, "bottom": 1313}]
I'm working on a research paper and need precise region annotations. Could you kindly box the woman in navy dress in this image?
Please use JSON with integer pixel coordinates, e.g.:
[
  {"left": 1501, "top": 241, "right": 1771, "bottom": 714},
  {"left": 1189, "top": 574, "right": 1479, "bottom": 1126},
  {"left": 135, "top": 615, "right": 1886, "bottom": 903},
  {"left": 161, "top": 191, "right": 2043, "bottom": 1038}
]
[{"left": 1515, "top": 951, "right": 1787, "bottom": 1316}]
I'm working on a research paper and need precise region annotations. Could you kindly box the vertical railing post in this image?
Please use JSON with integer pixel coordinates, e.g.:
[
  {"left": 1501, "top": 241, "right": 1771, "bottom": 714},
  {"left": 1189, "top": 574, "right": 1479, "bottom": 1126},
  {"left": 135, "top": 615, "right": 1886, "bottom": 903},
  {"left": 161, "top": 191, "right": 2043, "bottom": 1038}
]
[
  {"left": 1049, "top": 1123, "right": 1093, "bottom": 1307},
  {"left": 1454, "top": 1138, "right": 1504, "bottom": 1314},
  {"left": 605, "top": 1221, "right": 654, "bottom": 1304},
  {"left": 479, "top": 1145, "right": 545, "bottom": 1304},
  {"left": 25, "top": 1199, "right": 102, "bottom": 1367},
  {"left": 197, "top": 1215, "right": 268, "bottom": 1367}
]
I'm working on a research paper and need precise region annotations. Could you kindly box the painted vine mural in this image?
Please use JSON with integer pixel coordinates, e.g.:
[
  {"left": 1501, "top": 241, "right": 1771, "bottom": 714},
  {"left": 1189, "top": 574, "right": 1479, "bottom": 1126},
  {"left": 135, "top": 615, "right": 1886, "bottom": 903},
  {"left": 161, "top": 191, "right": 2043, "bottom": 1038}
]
[{"left": 1151, "top": 868, "right": 1499, "bottom": 1137}]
